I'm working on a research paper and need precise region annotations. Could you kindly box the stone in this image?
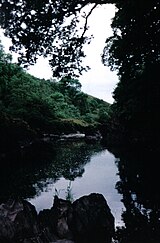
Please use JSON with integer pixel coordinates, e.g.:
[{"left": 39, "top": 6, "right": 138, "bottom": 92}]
[
  {"left": 39, "top": 196, "right": 73, "bottom": 240},
  {"left": 68, "top": 193, "right": 115, "bottom": 243},
  {"left": 0, "top": 199, "right": 56, "bottom": 242},
  {"left": 0, "top": 193, "right": 115, "bottom": 243},
  {"left": 0, "top": 199, "right": 39, "bottom": 239},
  {"left": 54, "top": 240, "right": 75, "bottom": 243}
]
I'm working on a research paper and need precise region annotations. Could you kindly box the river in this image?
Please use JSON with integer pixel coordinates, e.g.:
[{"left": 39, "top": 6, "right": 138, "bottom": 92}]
[
  {"left": 28, "top": 141, "right": 124, "bottom": 226},
  {"left": 0, "top": 140, "right": 124, "bottom": 226},
  {"left": 1, "top": 139, "right": 160, "bottom": 241}
]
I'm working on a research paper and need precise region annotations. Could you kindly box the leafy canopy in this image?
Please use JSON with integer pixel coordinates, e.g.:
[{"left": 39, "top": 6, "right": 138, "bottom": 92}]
[
  {"left": 102, "top": 1, "right": 160, "bottom": 76},
  {"left": 0, "top": 0, "right": 114, "bottom": 77},
  {"left": 1, "top": 1, "right": 159, "bottom": 78}
]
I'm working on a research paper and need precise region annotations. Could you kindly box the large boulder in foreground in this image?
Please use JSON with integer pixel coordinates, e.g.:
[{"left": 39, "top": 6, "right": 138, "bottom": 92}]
[
  {"left": 68, "top": 193, "right": 115, "bottom": 243},
  {"left": 0, "top": 199, "right": 57, "bottom": 242},
  {"left": 0, "top": 199, "right": 40, "bottom": 242},
  {"left": 0, "top": 193, "right": 115, "bottom": 243}
]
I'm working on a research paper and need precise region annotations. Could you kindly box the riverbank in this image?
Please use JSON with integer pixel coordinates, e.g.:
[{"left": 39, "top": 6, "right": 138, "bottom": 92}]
[{"left": 0, "top": 112, "right": 103, "bottom": 158}]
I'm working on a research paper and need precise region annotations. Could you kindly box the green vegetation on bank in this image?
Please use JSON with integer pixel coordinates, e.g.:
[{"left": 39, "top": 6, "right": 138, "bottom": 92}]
[{"left": 0, "top": 43, "right": 110, "bottom": 150}]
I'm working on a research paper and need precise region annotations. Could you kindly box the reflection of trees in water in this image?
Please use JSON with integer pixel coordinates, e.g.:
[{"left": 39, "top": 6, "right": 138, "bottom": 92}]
[
  {"left": 0, "top": 141, "right": 103, "bottom": 202},
  {"left": 111, "top": 147, "right": 160, "bottom": 243}
]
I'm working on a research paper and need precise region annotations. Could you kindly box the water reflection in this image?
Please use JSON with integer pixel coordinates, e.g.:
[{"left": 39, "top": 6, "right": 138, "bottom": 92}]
[
  {"left": 0, "top": 141, "right": 103, "bottom": 201},
  {"left": 1, "top": 139, "right": 160, "bottom": 241},
  {"left": 29, "top": 148, "right": 124, "bottom": 227},
  {"left": 109, "top": 146, "right": 160, "bottom": 242},
  {"left": 0, "top": 140, "right": 125, "bottom": 227}
]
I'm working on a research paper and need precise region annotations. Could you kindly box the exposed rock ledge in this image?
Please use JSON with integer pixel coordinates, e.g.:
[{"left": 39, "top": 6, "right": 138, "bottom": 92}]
[{"left": 0, "top": 193, "right": 114, "bottom": 243}]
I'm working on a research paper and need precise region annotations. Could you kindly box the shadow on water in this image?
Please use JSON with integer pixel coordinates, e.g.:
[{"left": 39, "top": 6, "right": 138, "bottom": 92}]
[
  {"left": 108, "top": 145, "right": 160, "bottom": 243},
  {"left": 0, "top": 140, "right": 104, "bottom": 202}
]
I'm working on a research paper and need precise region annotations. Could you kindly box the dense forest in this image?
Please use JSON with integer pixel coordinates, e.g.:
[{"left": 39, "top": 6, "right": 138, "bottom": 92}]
[
  {"left": 0, "top": 43, "right": 110, "bottom": 152},
  {"left": 0, "top": 0, "right": 159, "bottom": 149}
]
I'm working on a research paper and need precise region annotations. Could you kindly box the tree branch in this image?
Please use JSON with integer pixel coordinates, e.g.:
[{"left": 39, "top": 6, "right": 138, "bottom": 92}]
[{"left": 81, "top": 3, "right": 98, "bottom": 39}]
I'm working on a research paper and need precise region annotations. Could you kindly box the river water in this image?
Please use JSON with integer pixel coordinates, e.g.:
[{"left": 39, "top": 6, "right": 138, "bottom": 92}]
[
  {"left": 28, "top": 141, "right": 124, "bottom": 226},
  {"left": 1, "top": 139, "right": 160, "bottom": 241}
]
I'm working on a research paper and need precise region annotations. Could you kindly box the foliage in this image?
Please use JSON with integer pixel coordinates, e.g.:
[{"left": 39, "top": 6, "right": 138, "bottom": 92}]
[
  {"left": 0, "top": 0, "right": 115, "bottom": 76},
  {"left": 102, "top": 1, "right": 160, "bottom": 145},
  {"left": 103, "top": 1, "right": 160, "bottom": 74},
  {"left": 0, "top": 44, "right": 110, "bottom": 137}
]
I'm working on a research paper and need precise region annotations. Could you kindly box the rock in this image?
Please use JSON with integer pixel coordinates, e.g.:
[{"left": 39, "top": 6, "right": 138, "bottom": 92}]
[
  {"left": 0, "top": 199, "right": 56, "bottom": 242},
  {"left": 0, "top": 194, "right": 115, "bottom": 243},
  {"left": 39, "top": 193, "right": 114, "bottom": 242},
  {"left": 85, "top": 131, "right": 102, "bottom": 143},
  {"left": 68, "top": 193, "right": 115, "bottom": 243},
  {"left": 39, "top": 196, "right": 73, "bottom": 240},
  {"left": 0, "top": 199, "right": 39, "bottom": 242},
  {"left": 53, "top": 240, "right": 74, "bottom": 243},
  {"left": 60, "top": 133, "right": 85, "bottom": 140}
]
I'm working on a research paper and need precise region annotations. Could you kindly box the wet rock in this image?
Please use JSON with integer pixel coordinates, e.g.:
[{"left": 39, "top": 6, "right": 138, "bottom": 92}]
[
  {"left": 60, "top": 133, "right": 85, "bottom": 140},
  {"left": 0, "top": 193, "right": 115, "bottom": 243},
  {"left": 0, "top": 199, "right": 39, "bottom": 242},
  {"left": 85, "top": 131, "right": 102, "bottom": 143},
  {"left": 0, "top": 199, "right": 56, "bottom": 242},
  {"left": 54, "top": 240, "right": 75, "bottom": 243},
  {"left": 68, "top": 193, "right": 115, "bottom": 243},
  {"left": 39, "top": 196, "right": 73, "bottom": 240}
]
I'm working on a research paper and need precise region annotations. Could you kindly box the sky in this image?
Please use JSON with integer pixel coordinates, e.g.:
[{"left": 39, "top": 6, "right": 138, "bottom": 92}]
[{"left": 0, "top": 4, "right": 118, "bottom": 104}]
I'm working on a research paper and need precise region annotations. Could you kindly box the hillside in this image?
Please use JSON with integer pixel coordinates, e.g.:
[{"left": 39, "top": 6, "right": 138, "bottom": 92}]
[{"left": 0, "top": 44, "right": 111, "bottom": 151}]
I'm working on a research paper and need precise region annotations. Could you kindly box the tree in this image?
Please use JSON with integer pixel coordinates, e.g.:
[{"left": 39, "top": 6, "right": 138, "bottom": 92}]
[
  {"left": 0, "top": 44, "right": 111, "bottom": 135},
  {"left": 0, "top": 42, "right": 20, "bottom": 109},
  {"left": 1, "top": 1, "right": 159, "bottom": 78},
  {"left": 1, "top": 0, "right": 159, "bottom": 145},
  {"left": 59, "top": 76, "right": 81, "bottom": 92},
  {"left": 0, "top": 0, "right": 114, "bottom": 77},
  {"left": 102, "top": 1, "right": 160, "bottom": 75},
  {"left": 102, "top": 1, "right": 160, "bottom": 145}
]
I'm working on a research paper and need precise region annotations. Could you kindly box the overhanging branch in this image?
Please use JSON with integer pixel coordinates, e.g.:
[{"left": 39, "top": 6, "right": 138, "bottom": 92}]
[{"left": 81, "top": 3, "right": 98, "bottom": 38}]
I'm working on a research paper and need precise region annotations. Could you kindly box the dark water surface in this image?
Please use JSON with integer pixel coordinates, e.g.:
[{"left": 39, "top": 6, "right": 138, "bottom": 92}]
[
  {"left": 0, "top": 140, "right": 123, "bottom": 226},
  {"left": 1, "top": 140, "right": 160, "bottom": 241},
  {"left": 109, "top": 145, "right": 160, "bottom": 242},
  {"left": 29, "top": 141, "right": 124, "bottom": 226}
]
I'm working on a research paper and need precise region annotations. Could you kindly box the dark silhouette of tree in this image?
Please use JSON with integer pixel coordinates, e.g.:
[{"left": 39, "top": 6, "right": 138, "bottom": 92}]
[
  {"left": 102, "top": 1, "right": 160, "bottom": 146},
  {"left": 0, "top": 0, "right": 114, "bottom": 76}
]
